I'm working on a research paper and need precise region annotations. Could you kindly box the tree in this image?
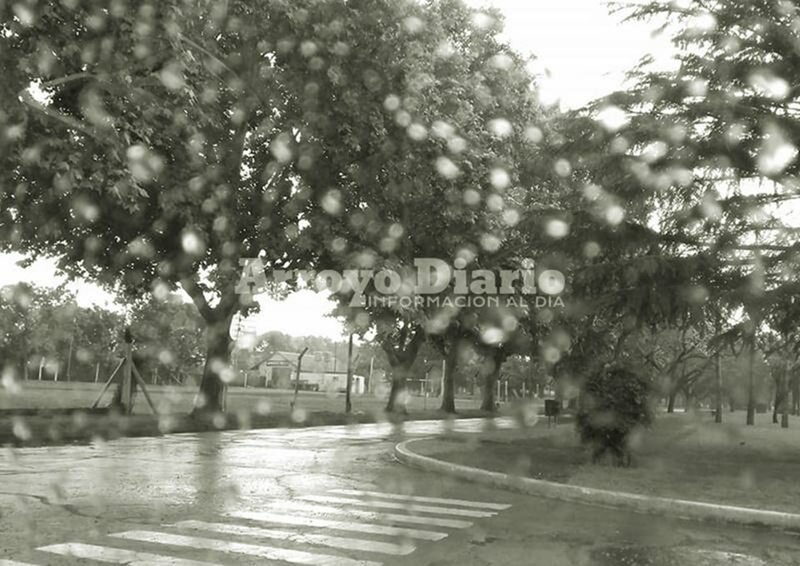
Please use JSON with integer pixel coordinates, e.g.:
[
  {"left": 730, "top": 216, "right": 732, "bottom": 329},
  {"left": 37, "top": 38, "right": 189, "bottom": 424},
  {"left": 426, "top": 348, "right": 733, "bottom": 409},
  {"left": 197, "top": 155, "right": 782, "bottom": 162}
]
[
  {"left": 0, "top": 282, "right": 123, "bottom": 382},
  {"left": 129, "top": 293, "right": 205, "bottom": 385},
  {"left": 312, "top": 0, "right": 545, "bottom": 413},
  {"left": 4, "top": 0, "right": 545, "bottom": 413},
  {"left": 576, "top": 365, "right": 654, "bottom": 467}
]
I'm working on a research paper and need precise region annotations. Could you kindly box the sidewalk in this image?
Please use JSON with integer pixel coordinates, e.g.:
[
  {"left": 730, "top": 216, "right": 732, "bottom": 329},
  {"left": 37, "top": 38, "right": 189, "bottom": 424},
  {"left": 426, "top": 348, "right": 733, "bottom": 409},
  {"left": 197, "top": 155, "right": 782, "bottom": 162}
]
[{"left": 396, "top": 415, "right": 800, "bottom": 530}]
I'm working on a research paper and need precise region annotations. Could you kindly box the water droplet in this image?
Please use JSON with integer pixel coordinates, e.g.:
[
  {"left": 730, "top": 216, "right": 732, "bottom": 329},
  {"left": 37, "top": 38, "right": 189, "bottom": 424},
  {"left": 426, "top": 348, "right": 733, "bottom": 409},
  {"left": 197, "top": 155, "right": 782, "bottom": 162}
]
[
  {"left": 488, "top": 53, "right": 513, "bottom": 71},
  {"left": 403, "top": 16, "right": 425, "bottom": 34},
  {"left": 502, "top": 209, "right": 520, "bottom": 227},
  {"left": 490, "top": 168, "right": 510, "bottom": 190},
  {"left": 159, "top": 62, "right": 185, "bottom": 91},
  {"left": 487, "top": 194, "right": 504, "bottom": 211},
  {"left": 554, "top": 159, "right": 572, "bottom": 177},
  {"left": 525, "top": 126, "right": 543, "bottom": 143},
  {"left": 480, "top": 233, "right": 502, "bottom": 252},
  {"left": 749, "top": 70, "right": 790, "bottom": 100},
  {"left": 595, "top": 106, "right": 629, "bottom": 132},
  {"left": 545, "top": 219, "right": 569, "bottom": 239},
  {"left": 321, "top": 190, "right": 343, "bottom": 215},
  {"left": 181, "top": 230, "right": 206, "bottom": 256},
  {"left": 384, "top": 95, "right": 401, "bottom": 111},
  {"left": 757, "top": 124, "right": 797, "bottom": 175},
  {"left": 463, "top": 189, "right": 481, "bottom": 206},
  {"left": 407, "top": 123, "right": 428, "bottom": 141},
  {"left": 435, "top": 157, "right": 460, "bottom": 179},
  {"left": 488, "top": 118, "right": 513, "bottom": 138},
  {"left": 605, "top": 205, "right": 625, "bottom": 226}
]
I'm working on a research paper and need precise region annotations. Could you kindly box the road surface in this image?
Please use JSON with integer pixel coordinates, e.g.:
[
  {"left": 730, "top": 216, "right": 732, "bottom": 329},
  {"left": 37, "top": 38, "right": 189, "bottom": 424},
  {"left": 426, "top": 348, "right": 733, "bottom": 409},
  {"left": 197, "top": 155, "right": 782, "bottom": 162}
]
[{"left": 1, "top": 418, "right": 798, "bottom": 565}]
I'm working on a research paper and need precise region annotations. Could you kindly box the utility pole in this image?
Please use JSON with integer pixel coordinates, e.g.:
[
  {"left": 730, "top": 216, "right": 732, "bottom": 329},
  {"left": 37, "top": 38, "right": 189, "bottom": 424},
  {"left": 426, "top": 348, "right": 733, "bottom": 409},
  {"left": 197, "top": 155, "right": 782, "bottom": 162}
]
[
  {"left": 715, "top": 317, "right": 723, "bottom": 424},
  {"left": 368, "top": 356, "right": 374, "bottom": 394},
  {"left": 747, "top": 335, "right": 756, "bottom": 426},
  {"left": 441, "top": 359, "right": 446, "bottom": 399},
  {"left": 782, "top": 357, "right": 791, "bottom": 428},
  {"left": 333, "top": 342, "right": 338, "bottom": 373},
  {"left": 715, "top": 348, "right": 723, "bottom": 424},
  {"left": 345, "top": 334, "right": 354, "bottom": 413},
  {"left": 290, "top": 347, "right": 309, "bottom": 411},
  {"left": 232, "top": 315, "right": 243, "bottom": 387},
  {"left": 66, "top": 333, "right": 74, "bottom": 382}
]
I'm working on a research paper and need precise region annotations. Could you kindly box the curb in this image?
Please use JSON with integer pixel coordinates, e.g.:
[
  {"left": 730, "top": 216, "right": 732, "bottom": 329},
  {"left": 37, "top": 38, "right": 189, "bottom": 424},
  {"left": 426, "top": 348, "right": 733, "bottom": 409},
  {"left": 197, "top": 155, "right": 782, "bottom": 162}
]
[{"left": 394, "top": 437, "right": 800, "bottom": 531}]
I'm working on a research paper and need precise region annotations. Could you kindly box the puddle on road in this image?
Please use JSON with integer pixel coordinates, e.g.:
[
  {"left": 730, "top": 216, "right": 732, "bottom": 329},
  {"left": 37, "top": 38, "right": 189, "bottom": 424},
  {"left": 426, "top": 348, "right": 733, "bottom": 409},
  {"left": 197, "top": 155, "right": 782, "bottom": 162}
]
[{"left": 589, "top": 546, "right": 767, "bottom": 566}]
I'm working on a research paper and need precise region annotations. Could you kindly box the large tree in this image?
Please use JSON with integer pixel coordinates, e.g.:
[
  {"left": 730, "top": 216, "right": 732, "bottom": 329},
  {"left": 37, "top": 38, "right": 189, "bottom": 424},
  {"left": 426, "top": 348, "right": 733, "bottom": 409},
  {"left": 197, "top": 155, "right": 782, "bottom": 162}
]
[
  {"left": 3, "top": 0, "right": 537, "bottom": 413},
  {"left": 531, "top": 0, "right": 800, "bottom": 429},
  {"left": 316, "top": 0, "right": 547, "bottom": 413}
]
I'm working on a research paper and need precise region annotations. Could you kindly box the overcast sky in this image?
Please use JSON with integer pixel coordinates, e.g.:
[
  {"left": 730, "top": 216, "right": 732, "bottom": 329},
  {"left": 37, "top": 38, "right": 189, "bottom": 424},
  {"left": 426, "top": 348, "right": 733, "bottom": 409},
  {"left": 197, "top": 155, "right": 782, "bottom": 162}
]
[{"left": 0, "top": 0, "right": 673, "bottom": 340}]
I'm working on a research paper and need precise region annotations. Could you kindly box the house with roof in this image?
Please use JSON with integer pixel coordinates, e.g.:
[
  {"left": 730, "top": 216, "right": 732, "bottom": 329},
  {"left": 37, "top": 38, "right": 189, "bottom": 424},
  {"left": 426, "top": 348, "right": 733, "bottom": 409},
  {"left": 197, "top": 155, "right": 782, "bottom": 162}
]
[{"left": 230, "top": 349, "right": 366, "bottom": 394}]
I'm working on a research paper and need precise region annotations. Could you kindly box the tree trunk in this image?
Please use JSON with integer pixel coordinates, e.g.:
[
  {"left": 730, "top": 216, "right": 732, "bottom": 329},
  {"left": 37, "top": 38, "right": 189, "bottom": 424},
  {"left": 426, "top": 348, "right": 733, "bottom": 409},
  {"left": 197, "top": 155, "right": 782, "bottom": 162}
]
[
  {"left": 194, "top": 314, "right": 234, "bottom": 415},
  {"left": 440, "top": 343, "right": 458, "bottom": 414},
  {"left": 782, "top": 361, "right": 790, "bottom": 429},
  {"left": 791, "top": 375, "right": 800, "bottom": 416},
  {"left": 481, "top": 369, "right": 496, "bottom": 412},
  {"left": 746, "top": 338, "right": 755, "bottom": 426},
  {"left": 667, "top": 390, "right": 677, "bottom": 414},
  {"left": 715, "top": 349, "right": 723, "bottom": 423},
  {"left": 773, "top": 379, "right": 780, "bottom": 424},
  {"left": 66, "top": 334, "right": 74, "bottom": 382},
  {"left": 385, "top": 359, "right": 411, "bottom": 414},
  {"left": 381, "top": 325, "right": 424, "bottom": 414},
  {"left": 481, "top": 349, "right": 505, "bottom": 412}
]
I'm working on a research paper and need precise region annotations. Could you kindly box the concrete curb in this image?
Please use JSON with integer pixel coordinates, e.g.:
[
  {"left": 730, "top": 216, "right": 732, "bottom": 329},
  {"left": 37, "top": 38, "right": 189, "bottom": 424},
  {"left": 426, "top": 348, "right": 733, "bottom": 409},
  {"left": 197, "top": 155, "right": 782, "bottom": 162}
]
[{"left": 394, "top": 437, "right": 800, "bottom": 531}]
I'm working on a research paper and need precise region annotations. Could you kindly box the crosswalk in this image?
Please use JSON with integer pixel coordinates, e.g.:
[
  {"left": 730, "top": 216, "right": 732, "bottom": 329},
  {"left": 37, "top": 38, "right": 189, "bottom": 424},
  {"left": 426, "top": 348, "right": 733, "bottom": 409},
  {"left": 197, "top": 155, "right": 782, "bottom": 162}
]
[{"left": 3, "top": 488, "right": 511, "bottom": 565}]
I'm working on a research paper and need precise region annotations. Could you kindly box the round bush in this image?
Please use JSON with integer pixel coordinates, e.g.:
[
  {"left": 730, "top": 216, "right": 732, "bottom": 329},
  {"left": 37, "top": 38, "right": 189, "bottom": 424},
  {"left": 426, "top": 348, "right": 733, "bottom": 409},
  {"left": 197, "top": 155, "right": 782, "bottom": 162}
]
[{"left": 576, "top": 366, "right": 653, "bottom": 466}]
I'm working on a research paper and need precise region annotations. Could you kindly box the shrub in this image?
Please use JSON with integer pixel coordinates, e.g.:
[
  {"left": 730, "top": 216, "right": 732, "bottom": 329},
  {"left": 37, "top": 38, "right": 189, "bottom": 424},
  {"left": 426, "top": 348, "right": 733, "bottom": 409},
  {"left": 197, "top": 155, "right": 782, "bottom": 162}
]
[{"left": 576, "top": 365, "right": 653, "bottom": 467}]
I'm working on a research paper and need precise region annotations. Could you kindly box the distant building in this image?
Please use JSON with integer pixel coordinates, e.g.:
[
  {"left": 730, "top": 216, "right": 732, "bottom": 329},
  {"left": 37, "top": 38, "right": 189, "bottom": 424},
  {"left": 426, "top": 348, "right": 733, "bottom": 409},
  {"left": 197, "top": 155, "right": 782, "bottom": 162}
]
[{"left": 230, "top": 349, "right": 366, "bottom": 394}]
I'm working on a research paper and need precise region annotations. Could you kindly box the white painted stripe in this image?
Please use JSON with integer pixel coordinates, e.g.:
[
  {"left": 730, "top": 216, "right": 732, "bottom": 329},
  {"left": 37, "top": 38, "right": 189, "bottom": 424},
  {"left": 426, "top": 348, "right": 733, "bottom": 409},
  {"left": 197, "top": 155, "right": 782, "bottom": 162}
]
[
  {"left": 0, "top": 560, "right": 38, "bottom": 566},
  {"left": 111, "top": 530, "right": 381, "bottom": 566},
  {"left": 38, "top": 542, "right": 221, "bottom": 566},
  {"left": 173, "top": 520, "right": 415, "bottom": 556},
  {"left": 329, "top": 489, "right": 511, "bottom": 511},
  {"left": 267, "top": 500, "right": 473, "bottom": 529},
  {"left": 228, "top": 510, "right": 448, "bottom": 541},
  {"left": 301, "top": 495, "right": 495, "bottom": 518}
]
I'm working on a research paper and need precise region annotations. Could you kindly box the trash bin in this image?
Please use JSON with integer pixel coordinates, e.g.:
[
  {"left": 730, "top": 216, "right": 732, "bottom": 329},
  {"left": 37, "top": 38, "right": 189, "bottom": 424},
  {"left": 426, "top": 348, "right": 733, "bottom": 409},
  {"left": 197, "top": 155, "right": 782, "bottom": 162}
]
[{"left": 545, "top": 399, "right": 561, "bottom": 417}]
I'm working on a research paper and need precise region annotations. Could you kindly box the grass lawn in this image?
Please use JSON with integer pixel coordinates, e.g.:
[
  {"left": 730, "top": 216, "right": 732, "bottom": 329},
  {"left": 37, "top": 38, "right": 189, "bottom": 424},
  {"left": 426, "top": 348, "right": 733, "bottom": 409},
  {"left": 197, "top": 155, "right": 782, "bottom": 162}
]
[
  {"left": 434, "top": 412, "right": 800, "bottom": 514},
  {"left": 0, "top": 380, "right": 481, "bottom": 415},
  {"left": 0, "top": 381, "right": 493, "bottom": 446}
]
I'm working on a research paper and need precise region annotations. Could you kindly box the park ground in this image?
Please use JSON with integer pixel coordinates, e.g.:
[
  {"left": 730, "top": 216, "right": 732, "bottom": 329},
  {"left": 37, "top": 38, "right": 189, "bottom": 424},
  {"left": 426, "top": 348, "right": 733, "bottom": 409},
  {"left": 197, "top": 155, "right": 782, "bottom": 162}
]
[
  {"left": 0, "top": 381, "right": 497, "bottom": 446},
  {"left": 414, "top": 411, "right": 800, "bottom": 515}
]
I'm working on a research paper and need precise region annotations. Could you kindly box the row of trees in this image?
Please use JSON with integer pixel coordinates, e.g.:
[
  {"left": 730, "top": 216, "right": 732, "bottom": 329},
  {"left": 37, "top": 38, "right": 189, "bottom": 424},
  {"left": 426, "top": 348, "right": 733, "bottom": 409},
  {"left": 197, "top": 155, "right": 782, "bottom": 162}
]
[
  {"left": 548, "top": 0, "right": 800, "bottom": 428},
  {"left": 0, "top": 283, "right": 204, "bottom": 385},
  {"left": 2, "top": 0, "right": 799, "bottom": 424}
]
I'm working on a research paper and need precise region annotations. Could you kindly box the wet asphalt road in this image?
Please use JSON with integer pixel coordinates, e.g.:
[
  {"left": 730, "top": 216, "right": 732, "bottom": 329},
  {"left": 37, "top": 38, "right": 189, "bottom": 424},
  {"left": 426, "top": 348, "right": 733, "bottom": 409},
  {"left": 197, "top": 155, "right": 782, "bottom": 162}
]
[{"left": 0, "top": 418, "right": 798, "bottom": 565}]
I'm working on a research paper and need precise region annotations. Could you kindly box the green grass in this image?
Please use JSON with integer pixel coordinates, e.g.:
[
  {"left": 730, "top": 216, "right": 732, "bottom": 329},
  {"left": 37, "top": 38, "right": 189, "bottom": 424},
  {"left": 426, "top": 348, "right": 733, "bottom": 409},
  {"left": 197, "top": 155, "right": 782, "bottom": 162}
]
[
  {"left": 0, "top": 380, "right": 493, "bottom": 447},
  {"left": 0, "top": 380, "right": 481, "bottom": 415},
  {"left": 431, "top": 412, "right": 800, "bottom": 513}
]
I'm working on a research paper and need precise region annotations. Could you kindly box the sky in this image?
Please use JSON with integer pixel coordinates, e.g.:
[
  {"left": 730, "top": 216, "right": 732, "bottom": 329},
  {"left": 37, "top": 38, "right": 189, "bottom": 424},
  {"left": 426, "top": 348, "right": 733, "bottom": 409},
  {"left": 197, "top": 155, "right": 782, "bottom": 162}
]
[
  {"left": 467, "top": 0, "right": 673, "bottom": 109},
  {"left": 0, "top": 1, "right": 674, "bottom": 340}
]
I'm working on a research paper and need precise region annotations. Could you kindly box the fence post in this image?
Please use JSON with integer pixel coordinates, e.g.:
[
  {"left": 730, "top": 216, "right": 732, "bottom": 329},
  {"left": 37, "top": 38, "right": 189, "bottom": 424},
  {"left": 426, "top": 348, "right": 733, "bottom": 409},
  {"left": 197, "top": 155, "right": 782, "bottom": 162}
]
[{"left": 120, "top": 330, "right": 134, "bottom": 414}]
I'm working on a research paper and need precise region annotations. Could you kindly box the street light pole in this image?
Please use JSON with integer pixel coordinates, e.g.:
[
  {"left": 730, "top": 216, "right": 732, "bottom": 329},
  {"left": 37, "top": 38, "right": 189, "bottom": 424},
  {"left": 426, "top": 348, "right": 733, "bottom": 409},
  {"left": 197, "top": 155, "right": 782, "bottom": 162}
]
[{"left": 346, "top": 334, "right": 354, "bottom": 413}]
